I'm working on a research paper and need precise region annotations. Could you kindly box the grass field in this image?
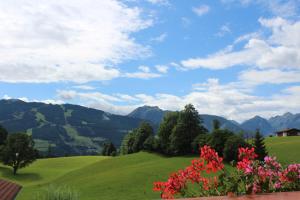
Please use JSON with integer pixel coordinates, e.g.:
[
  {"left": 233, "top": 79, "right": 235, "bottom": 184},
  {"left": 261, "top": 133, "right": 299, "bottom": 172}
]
[
  {"left": 265, "top": 136, "right": 300, "bottom": 165},
  {"left": 0, "top": 136, "right": 299, "bottom": 200}
]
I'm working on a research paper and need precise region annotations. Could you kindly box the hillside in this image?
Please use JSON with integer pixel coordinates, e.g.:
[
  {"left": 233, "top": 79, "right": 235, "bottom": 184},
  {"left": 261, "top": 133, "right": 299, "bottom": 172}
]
[
  {"left": 265, "top": 136, "right": 300, "bottom": 165},
  {"left": 0, "top": 99, "right": 146, "bottom": 156},
  {"left": 0, "top": 136, "right": 299, "bottom": 200}
]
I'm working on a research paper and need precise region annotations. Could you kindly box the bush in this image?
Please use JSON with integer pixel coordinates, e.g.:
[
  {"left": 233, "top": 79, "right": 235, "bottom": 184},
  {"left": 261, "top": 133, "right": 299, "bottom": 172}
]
[
  {"left": 35, "top": 185, "right": 79, "bottom": 200},
  {"left": 208, "top": 129, "right": 234, "bottom": 156},
  {"left": 223, "top": 135, "right": 250, "bottom": 162},
  {"left": 192, "top": 134, "right": 211, "bottom": 154}
]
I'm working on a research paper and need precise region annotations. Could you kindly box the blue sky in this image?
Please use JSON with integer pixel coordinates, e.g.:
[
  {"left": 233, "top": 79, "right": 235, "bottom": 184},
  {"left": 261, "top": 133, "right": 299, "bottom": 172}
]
[{"left": 0, "top": 0, "right": 300, "bottom": 122}]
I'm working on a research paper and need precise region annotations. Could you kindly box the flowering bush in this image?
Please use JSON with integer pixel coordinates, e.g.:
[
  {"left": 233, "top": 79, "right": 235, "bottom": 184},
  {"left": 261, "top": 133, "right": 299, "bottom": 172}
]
[{"left": 153, "top": 146, "right": 300, "bottom": 199}]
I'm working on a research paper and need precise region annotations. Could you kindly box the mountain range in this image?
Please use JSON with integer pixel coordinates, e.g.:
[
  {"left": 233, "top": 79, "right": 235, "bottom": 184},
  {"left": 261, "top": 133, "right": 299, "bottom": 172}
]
[
  {"left": 0, "top": 99, "right": 299, "bottom": 156},
  {"left": 128, "top": 106, "right": 300, "bottom": 135},
  {"left": 0, "top": 99, "right": 147, "bottom": 156}
]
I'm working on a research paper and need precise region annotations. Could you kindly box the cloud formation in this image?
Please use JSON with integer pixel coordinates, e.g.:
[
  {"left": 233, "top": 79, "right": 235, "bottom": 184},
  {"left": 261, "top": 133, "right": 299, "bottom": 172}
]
[
  {"left": 181, "top": 17, "right": 300, "bottom": 71},
  {"left": 56, "top": 78, "right": 300, "bottom": 122},
  {"left": 0, "top": 0, "right": 152, "bottom": 83},
  {"left": 192, "top": 5, "right": 210, "bottom": 16}
]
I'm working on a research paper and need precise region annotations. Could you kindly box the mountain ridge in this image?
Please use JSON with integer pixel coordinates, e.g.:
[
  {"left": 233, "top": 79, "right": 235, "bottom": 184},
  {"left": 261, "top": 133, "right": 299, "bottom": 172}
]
[{"left": 1, "top": 99, "right": 299, "bottom": 156}]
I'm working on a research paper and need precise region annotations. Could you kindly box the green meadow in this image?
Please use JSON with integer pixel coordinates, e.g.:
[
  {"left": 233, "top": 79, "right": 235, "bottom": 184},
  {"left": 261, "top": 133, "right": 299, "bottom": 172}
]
[{"left": 0, "top": 136, "right": 299, "bottom": 200}]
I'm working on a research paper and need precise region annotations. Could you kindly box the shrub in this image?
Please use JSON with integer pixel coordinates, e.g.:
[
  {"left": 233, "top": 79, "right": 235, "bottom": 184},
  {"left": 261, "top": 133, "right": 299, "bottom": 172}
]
[
  {"left": 35, "top": 185, "right": 79, "bottom": 200},
  {"left": 192, "top": 134, "right": 211, "bottom": 154},
  {"left": 223, "top": 135, "right": 250, "bottom": 162}
]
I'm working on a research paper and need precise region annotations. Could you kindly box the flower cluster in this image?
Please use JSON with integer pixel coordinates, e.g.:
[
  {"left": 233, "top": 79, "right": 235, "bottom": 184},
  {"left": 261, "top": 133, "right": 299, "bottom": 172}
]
[
  {"left": 153, "top": 145, "right": 224, "bottom": 199},
  {"left": 236, "top": 148, "right": 300, "bottom": 194},
  {"left": 153, "top": 146, "right": 300, "bottom": 199},
  {"left": 236, "top": 147, "right": 257, "bottom": 175}
]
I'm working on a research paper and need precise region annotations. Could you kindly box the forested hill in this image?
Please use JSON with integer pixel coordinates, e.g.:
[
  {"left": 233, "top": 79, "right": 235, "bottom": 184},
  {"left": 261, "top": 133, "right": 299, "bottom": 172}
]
[{"left": 0, "top": 99, "right": 146, "bottom": 156}]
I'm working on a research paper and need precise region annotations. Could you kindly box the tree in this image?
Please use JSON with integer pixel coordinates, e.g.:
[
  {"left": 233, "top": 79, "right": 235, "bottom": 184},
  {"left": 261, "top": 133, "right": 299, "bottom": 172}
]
[
  {"left": 213, "top": 119, "right": 221, "bottom": 130},
  {"left": 209, "top": 129, "right": 234, "bottom": 156},
  {"left": 0, "top": 133, "right": 38, "bottom": 175},
  {"left": 143, "top": 135, "right": 155, "bottom": 151},
  {"left": 0, "top": 125, "right": 8, "bottom": 146},
  {"left": 120, "top": 130, "right": 137, "bottom": 155},
  {"left": 192, "top": 134, "right": 211, "bottom": 154},
  {"left": 254, "top": 129, "right": 268, "bottom": 161},
  {"left": 133, "top": 122, "right": 153, "bottom": 152},
  {"left": 102, "top": 142, "right": 117, "bottom": 156},
  {"left": 157, "top": 112, "right": 179, "bottom": 154},
  {"left": 223, "top": 135, "right": 250, "bottom": 162},
  {"left": 169, "top": 104, "right": 207, "bottom": 155}
]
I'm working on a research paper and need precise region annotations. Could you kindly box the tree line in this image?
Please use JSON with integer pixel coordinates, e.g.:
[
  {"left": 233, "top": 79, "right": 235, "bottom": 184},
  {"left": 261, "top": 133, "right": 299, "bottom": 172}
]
[{"left": 120, "top": 104, "right": 268, "bottom": 162}]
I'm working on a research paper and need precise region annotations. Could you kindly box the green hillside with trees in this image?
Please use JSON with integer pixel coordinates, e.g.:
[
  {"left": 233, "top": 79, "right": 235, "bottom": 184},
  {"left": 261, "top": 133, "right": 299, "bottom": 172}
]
[{"left": 0, "top": 136, "right": 298, "bottom": 200}]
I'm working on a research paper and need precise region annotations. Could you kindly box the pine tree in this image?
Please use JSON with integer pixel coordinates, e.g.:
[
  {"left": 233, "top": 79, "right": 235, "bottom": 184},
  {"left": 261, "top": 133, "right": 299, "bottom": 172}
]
[
  {"left": 169, "top": 104, "right": 207, "bottom": 155},
  {"left": 254, "top": 129, "right": 268, "bottom": 161}
]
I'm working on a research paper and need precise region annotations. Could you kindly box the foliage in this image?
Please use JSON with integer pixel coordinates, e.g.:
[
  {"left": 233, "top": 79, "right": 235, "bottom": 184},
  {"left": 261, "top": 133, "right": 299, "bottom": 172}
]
[
  {"left": 143, "top": 135, "right": 155, "bottom": 151},
  {"left": 192, "top": 134, "right": 211, "bottom": 153},
  {"left": 254, "top": 129, "right": 268, "bottom": 161},
  {"left": 153, "top": 146, "right": 300, "bottom": 199},
  {"left": 157, "top": 111, "right": 179, "bottom": 154},
  {"left": 169, "top": 104, "right": 207, "bottom": 155},
  {"left": 0, "top": 125, "right": 8, "bottom": 146},
  {"left": 101, "top": 142, "right": 117, "bottom": 156},
  {"left": 120, "top": 122, "right": 154, "bottom": 154},
  {"left": 35, "top": 185, "right": 79, "bottom": 200},
  {"left": 212, "top": 119, "right": 221, "bottom": 130},
  {"left": 223, "top": 135, "right": 250, "bottom": 162},
  {"left": 132, "top": 122, "right": 153, "bottom": 152},
  {"left": 0, "top": 133, "right": 38, "bottom": 175},
  {"left": 120, "top": 130, "right": 137, "bottom": 155},
  {"left": 208, "top": 128, "right": 234, "bottom": 156}
]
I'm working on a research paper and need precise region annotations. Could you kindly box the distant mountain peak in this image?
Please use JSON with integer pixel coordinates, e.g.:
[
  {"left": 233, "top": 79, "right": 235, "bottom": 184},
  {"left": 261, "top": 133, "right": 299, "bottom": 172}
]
[
  {"left": 128, "top": 105, "right": 167, "bottom": 124},
  {"left": 283, "top": 112, "right": 293, "bottom": 117},
  {"left": 252, "top": 115, "right": 265, "bottom": 120}
]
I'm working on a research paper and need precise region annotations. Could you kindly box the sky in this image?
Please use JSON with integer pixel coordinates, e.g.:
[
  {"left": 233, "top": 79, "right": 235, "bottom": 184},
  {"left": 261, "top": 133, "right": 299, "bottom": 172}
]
[{"left": 0, "top": 0, "right": 300, "bottom": 122}]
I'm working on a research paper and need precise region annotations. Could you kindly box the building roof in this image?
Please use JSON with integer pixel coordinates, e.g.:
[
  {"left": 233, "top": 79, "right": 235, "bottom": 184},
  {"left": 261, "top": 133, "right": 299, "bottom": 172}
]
[
  {"left": 0, "top": 179, "right": 22, "bottom": 200},
  {"left": 276, "top": 128, "right": 300, "bottom": 134}
]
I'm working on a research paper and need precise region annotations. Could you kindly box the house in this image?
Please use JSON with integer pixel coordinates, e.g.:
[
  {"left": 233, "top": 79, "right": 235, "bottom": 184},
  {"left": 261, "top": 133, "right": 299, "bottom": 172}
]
[
  {"left": 0, "top": 179, "right": 22, "bottom": 200},
  {"left": 276, "top": 128, "right": 300, "bottom": 137}
]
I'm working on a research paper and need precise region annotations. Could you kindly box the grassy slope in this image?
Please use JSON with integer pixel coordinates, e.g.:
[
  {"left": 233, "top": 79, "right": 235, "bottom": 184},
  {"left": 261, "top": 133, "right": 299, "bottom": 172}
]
[
  {"left": 0, "top": 136, "right": 299, "bottom": 200},
  {"left": 265, "top": 136, "right": 300, "bottom": 165}
]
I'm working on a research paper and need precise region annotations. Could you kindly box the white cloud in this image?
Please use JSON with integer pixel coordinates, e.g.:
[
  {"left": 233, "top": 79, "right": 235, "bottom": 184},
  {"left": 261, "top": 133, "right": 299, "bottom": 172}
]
[
  {"left": 146, "top": 0, "right": 170, "bottom": 6},
  {"left": 123, "top": 71, "right": 162, "bottom": 79},
  {"left": 138, "top": 66, "right": 150, "bottom": 73},
  {"left": 155, "top": 65, "right": 169, "bottom": 73},
  {"left": 123, "top": 65, "right": 163, "bottom": 79},
  {"left": 239, "top": 69, "right": 300, "bottom": 85},
  {"left": 192, "top": 5, "right": 210, "bottom": 16},
  {"left": 215, "top": 24, "right": 231, "bottom": 37},
  {"left": 181, "top": 17, "right": 300, "bottom": 70},
  {"left": 3, "top": 95, "right": 12, "bottom": 100},
  {"left": 150, "top": 33, "right": 167, "bottom": 43},
  {"left": 0, "top": 0, "right": 152, "bottom": 83},
  {"left": 55, "top": 79, "right": 300, "bottom": 122},
  {"left": 72, "top": 85, "right": 96, "bottom": 90}
]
